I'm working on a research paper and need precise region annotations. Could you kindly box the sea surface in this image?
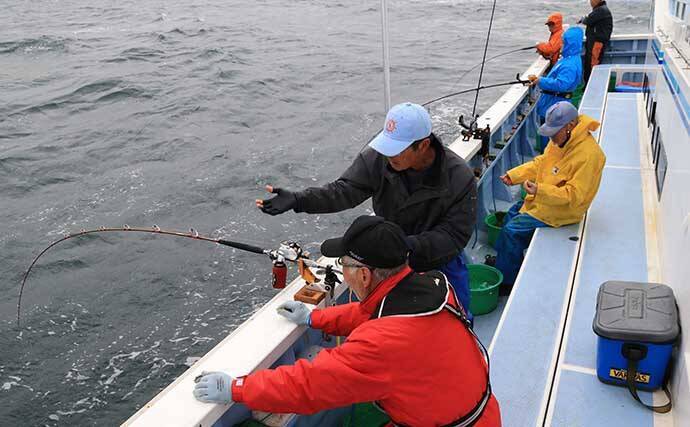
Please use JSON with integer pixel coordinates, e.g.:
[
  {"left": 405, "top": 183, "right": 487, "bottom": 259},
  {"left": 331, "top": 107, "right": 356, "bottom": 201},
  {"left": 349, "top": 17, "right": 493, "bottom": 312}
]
[{"left": 0, "top": 0, "right": 651, "bottom": 424}]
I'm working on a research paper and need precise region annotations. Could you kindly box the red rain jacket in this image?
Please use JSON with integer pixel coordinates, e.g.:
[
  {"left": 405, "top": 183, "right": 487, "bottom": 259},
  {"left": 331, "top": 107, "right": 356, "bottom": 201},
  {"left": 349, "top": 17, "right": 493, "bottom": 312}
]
[
  {"left": 232, "top": 267, "right": 501, "bottom": 427},
  {"left": 536, "top": 13, "right": 564, "bottom": 65}
]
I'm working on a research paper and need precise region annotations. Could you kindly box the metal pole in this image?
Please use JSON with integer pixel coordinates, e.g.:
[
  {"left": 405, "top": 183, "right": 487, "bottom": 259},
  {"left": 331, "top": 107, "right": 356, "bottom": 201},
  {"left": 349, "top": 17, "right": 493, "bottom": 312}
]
[{"left": 380, "top": 0, "right": 391, "bottom": 113}]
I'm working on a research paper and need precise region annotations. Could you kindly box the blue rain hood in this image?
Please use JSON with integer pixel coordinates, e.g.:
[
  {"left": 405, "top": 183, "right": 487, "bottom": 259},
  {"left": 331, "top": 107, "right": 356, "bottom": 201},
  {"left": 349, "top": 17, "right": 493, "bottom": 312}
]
[
  {"left": 561, "top": 27, "right": 584, "bottom": 58},
  {"left": 534, "top": 26, "right": 584, "bottom": 118}
]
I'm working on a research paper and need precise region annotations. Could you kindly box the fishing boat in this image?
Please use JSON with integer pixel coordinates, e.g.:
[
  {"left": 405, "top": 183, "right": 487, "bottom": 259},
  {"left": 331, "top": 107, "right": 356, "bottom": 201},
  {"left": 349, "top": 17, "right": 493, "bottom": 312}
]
[{"left": 124, "top": 0, "right": 689, "bottom": 425}]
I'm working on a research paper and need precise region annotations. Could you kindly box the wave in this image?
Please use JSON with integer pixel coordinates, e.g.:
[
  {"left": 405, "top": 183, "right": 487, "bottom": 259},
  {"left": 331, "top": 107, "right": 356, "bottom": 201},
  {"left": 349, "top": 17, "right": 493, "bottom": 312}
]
[
  {"left": 34, "top": 258, "right": 90, "bottom": 275},
  {"left": 0, "top": 132, "right": 32, "bottom": 140},
  {"left": 217, "top": 69, "right": 239, "bottom": 80},
  {"left": 104, "top": 47, "right": 165, "bottom": 63},
  {"left": 70, "top": 79, "right": 123, "bottom": 97},
  {"left": 11, "top": 80, "right": 155, "bottom": 116},
  {"left": 0, "top": 35, "right": 70, "bottom": 55},
  {"left": 617, "top": 14, "right": 648, "bottom": 24},
  {"left": 96, "top": 87, "right": 152, "bottom": 102}
]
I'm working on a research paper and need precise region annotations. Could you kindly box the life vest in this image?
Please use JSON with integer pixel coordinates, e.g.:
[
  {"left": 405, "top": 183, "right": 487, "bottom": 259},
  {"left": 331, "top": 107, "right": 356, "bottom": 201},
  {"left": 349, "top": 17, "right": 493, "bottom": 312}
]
[{"left": 371, "top": 271, "right": 492, "bottom": 427}]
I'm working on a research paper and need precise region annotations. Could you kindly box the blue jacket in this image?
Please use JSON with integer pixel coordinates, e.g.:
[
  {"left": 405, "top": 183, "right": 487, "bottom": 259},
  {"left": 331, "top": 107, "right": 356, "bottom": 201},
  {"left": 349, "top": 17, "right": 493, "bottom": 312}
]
[{"left": 536, "top": 27, "right": 584, "bottom": 118}]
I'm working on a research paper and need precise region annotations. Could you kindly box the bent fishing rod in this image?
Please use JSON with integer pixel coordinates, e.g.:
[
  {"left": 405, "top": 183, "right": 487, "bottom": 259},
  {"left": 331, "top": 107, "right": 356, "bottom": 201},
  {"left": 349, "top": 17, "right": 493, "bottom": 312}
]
[
  {"left": 16, "top": 225, "right": 339, "bottom": 326},
  {"left": 422, "top": 73, "right": 529, "bottom": 107}
]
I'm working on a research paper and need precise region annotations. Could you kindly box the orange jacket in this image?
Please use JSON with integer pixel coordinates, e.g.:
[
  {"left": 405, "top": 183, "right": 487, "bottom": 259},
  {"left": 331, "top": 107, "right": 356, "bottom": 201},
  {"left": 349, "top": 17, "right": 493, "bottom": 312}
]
[
  {"left": 537, "top": 13, "right": 564, "bottom": 65},
  {"left": 232, "top": 267, "right": 501, "bottom": 427}
]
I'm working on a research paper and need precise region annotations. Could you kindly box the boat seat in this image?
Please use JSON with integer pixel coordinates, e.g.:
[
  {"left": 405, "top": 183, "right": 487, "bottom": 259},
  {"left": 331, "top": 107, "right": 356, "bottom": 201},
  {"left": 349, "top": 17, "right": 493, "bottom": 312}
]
[
  {"left": 488, "top": 65, "right": 666, "bottom": 426},
  {"left": 545, "top": 89, "right": 665, "bottom": 426},
  {"left": 488, "top": 223, "right": 581, "bottom": 426}
]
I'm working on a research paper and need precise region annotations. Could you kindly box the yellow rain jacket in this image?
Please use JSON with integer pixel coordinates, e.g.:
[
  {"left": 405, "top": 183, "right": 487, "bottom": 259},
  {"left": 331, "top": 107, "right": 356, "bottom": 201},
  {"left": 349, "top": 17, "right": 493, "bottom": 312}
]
[{"left": 506, "top": 114, "right": 606, "bottom": 227}]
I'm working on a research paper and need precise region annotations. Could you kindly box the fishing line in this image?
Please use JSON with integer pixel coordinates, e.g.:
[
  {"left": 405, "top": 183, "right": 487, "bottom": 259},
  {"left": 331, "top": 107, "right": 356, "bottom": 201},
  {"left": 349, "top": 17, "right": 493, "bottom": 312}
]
[{"left": 451, "top": 46, "right": 533, "bottom": 93}]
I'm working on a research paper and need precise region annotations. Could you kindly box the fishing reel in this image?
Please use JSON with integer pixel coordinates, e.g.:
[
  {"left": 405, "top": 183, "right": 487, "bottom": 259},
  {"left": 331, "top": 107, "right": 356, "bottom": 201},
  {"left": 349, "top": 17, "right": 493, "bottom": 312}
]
[
  {"left": 458, "top": 115, "right": 491, "bottom": 143},
  {"left": 272, "top": 241, "right": 306, "bottom": 262},
  {"left": 458, "top": 114, "right": 479, "bottom": 141},
  {"left": 458, "top": 114, "right": 491, "bottom": 160},
  {"left": 312, "top": 264, "right": 341, "bottom": 308},
  {"left": 267, "top": 241, "right": 308, "bottom": 289}
]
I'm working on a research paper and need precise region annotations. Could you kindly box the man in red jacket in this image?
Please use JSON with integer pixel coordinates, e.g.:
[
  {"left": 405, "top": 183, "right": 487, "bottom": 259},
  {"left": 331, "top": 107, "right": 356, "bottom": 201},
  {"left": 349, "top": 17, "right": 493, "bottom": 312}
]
[{"left": 193, "top": 215, "right": 501, "bottom": 427}]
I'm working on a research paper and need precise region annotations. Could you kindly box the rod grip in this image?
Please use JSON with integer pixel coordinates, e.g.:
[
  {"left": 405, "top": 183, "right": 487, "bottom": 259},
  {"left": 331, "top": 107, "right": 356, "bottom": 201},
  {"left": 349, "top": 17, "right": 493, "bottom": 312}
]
[{"left": 217, "top": 239, "right": 265, "bottom": 254}]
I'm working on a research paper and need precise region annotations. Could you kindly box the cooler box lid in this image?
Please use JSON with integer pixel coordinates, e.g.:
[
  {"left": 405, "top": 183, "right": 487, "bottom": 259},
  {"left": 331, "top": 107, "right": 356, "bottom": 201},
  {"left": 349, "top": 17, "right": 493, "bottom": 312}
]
[{"left": 593, "top": 281, "right": 679, "bottom": 343}]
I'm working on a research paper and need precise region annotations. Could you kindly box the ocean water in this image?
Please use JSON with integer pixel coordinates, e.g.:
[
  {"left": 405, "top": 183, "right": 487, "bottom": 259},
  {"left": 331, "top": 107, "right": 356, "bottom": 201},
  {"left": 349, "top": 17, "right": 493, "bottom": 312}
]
[{"left": 0, "top": 0, "right": 651, "bottom": 424}]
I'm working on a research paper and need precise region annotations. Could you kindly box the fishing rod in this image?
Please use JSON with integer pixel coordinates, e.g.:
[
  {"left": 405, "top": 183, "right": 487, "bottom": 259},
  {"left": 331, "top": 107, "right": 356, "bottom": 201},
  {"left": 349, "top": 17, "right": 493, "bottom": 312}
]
[
  {"left": 357, "top": 74, "right": 529, "bottom": 152},
  {"left": 16, "top": 225, "right": 340, "bottom": 325},
  {"left": 423, "top": 73, "right": 529, "bottom": 107},
  {"left": 471, "top": 0, "right": 498, "bottom": 118}
]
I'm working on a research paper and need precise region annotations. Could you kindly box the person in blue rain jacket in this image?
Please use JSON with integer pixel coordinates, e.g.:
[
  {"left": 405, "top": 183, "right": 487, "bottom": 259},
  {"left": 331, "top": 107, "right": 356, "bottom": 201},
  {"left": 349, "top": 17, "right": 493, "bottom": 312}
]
[{"left": 527, "top": 27, "right": 584, "bottom": 151}]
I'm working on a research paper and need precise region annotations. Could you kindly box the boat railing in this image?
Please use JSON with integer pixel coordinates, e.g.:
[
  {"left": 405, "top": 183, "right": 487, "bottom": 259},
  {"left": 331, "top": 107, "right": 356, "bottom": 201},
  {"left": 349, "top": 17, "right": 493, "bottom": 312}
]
[{"left": 123, "top": 258, "right": 349, "bottom": 426}]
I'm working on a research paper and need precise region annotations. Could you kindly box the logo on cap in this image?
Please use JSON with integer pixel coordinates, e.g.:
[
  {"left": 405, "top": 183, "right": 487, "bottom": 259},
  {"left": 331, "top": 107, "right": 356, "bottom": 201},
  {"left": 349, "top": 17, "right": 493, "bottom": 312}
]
[
  {"left": 386, "top": 119, "right": 396, "bottom": 132},
  {"left": 347, "top": 250, "right": 364, "bottom": 262}
]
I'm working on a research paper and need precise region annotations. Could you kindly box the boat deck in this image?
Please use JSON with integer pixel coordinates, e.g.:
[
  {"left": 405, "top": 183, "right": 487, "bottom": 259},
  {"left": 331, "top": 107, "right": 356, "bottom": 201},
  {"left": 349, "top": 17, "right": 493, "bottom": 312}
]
[
  {"left": 124, "top": 38, "right": 682, "bottom": 427},
  {"left": 489, "top": 65, "right": 673, "bottom": 427}
]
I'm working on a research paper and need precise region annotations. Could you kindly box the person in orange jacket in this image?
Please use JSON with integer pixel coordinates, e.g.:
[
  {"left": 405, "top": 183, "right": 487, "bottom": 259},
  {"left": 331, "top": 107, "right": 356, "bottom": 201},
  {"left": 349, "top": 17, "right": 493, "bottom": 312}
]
[
  {"left": 193, "top": 215, "right": 501, "bottom": 427},
  {"left": 536, "top": 13, "right": 564, "bottom": 66}
]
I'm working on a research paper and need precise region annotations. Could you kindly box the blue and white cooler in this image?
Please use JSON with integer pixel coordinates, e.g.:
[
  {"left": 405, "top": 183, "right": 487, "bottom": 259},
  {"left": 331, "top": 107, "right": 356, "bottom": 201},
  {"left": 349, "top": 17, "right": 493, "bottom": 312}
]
[{"left": 592, "top": 281, "right": 680, "bottom": 412}]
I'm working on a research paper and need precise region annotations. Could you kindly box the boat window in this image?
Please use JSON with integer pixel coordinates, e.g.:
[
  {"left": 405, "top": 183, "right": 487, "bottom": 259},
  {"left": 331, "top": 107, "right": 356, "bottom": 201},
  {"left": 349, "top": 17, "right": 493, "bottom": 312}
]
[
  {"left": 644, "top": 75, "right": 655, "bottom": 128},
  {"left": 672, "top": 0, "right": 689, "bottom": 20},
  {"left": 654, "top": 129, "right": 668, "bottom": 199},
  {"left": 651, "top": 121, "right": 658, "bottom": 162},
  {"left": 648, "top": 100, "right": 657, "bottom": 129}
]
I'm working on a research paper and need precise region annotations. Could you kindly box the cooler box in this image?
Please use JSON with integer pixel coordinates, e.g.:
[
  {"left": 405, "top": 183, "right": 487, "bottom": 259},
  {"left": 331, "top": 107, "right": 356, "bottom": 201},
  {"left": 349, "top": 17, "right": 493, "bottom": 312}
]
[{"left": 592, "top": 281, "right": 679, "bottom": 390}]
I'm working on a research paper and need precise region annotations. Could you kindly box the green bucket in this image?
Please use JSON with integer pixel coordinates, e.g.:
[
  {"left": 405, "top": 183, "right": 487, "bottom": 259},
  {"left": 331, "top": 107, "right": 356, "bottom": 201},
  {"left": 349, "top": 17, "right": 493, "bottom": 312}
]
[
  {"left": 341, "top": 402, "right": 390, "bottom": 427},
  {"left": 571, "top": 83, "right": 585, "bottom": 109},
  {"left": 484, "top": 211, "right": 507, "bottom": 249},
  {"left": 468, "top": 264, "right": 503, "bottom": 315}
]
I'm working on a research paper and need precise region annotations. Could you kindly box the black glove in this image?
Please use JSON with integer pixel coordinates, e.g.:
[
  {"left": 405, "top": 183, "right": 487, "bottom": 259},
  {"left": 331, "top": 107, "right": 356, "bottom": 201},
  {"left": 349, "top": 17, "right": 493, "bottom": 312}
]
[{"left": 261, "top": 187, "right": 297, "bottom": 215}]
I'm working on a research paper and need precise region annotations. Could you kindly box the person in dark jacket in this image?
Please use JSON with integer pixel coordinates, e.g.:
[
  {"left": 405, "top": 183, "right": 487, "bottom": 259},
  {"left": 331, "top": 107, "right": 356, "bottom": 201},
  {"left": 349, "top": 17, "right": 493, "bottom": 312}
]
[
  {"left": 193, "top": 216, "right": 501, "bottom": 427},
  {"left": 255, "top": 102, "right": 477, "bottom": 315},
  {"left": 578, "top": 0, "right": 613, "bottom": 82}
]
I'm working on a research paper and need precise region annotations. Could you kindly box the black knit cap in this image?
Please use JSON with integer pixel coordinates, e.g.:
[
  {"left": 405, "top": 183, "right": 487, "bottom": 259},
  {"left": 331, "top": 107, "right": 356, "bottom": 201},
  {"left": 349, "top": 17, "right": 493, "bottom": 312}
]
[{"left": 320, "top": 215, "right": 409, "bottom": 268}]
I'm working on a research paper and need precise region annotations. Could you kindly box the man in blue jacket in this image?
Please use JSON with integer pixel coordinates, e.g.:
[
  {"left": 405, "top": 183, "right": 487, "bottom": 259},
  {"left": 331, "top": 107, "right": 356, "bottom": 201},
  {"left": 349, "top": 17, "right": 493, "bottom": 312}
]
[{"left": 528, "top": 27, "right": 584, "bottom": 152}]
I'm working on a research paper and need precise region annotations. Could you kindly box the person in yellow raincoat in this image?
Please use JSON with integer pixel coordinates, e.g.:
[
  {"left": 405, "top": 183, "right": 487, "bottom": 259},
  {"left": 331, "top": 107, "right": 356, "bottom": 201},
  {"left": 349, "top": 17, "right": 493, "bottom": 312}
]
[
  {"left": 536, "top": 12, "right": 564, "bottom": 66},
  {"left": 493, "top": 101, "right": 606, "bottom": 292}
]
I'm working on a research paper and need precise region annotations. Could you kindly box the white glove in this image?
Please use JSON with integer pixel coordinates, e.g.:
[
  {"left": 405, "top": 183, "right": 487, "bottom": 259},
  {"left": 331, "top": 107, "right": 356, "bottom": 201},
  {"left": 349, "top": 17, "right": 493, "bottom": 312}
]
[
  {"left": 276, "top": 301, "right": 311, "bottom": 326},
  {"left": 193, "top": 371, "right": 233, "bottom": 404}
]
